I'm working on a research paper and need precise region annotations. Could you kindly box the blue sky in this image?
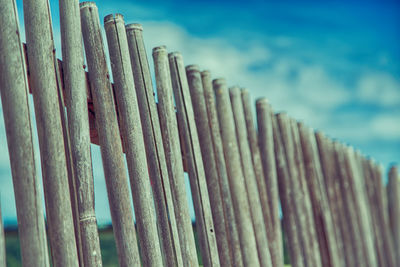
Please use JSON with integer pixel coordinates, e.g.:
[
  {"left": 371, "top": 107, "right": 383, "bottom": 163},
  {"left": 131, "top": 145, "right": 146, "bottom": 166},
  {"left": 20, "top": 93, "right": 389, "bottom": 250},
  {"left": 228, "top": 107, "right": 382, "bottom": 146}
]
[{"left": 0, "top": 0, "right": 399, "bottom": 223}]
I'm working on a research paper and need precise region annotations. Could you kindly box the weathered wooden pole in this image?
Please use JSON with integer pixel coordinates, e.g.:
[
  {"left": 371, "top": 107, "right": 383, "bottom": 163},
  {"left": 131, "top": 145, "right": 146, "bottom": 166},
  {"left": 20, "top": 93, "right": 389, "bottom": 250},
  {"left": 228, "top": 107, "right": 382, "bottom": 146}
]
[
  {"left": 202, "top": 71, "right": 243, "bottom": 267},
  {"left": 169, "top": 52, "right": 220, "bottom": 267},
  {"left": 0, "top": 1, "right": 49, "bottom": 266},
  {"left": 315, "top": 134, "right": 349, "bottom": 267},
  {"left": 80, "top": 3, "right": 140, "bottom": 266},
  {"left": 273, "top": 113, "right": 304, "bottom": 267},
  {"left": 229, "top": 86, "right": 272, "bottom": 267},
  {"left": 388, "top": 165, "right": 400, "bottom": 265},
  {"left": 56, "top": 59, "right": 84, "bottom": 267},
  {"left": 214, "top": 78, "right": 260, "bottom": 267},
  {"left": 254, "top": 97, "right": 284, "bottom": 267},
  {"left": 289, "top": 118, "right": 322, "bottom": 267},
  {"left": 126, "top": 23, "right": 182, "bottom": 267},
  {"left": 152, "top": 45, "right": 199, "bottom": 267},
  {"left": 59, "top": 0, "right": 102, "bottom": 265},
  {"left": 23, "top": 0, "right": 79, "bottom": 265},
  {"left": 242, "top": 93, "right": 272, "bottom": 243},
  {"left": 343, "top": 146, "right": 377, "bottom": 267},
  {"left": 367, "top": 161, "right": 396, "bottom": 267},
  {"left": 186, "top": 65, "right": 231, "bottom": 267},
  {"left": 297, "top": 123, "right": 340, "bottom": 267},
  {"left": 362, "top": 157, "right": 390, "bottom": 267},
  {"left": 104, "top": 14, "right": 165, "bottom": 267},
  {"left": 332, "top": 142, "right": 366, "bottom": 267},
  {"left": 0, "top": 202, "right": 6, "bottom": 267}
]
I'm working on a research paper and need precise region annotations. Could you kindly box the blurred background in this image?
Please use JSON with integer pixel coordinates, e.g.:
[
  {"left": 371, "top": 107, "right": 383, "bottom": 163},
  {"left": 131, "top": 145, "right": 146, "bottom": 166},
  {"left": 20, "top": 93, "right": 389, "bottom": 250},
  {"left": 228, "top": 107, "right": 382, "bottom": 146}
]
[{"left": 0, "top": 0, "right": 399, "bottom": 265}]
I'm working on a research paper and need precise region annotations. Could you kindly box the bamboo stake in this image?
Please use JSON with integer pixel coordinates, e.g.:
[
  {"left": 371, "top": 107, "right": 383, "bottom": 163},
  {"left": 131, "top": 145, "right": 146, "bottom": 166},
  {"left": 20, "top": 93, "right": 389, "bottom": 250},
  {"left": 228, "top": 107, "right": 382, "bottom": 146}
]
[
  {"left": 23, "top": 0, "right": 79, "bottom": 265},
  {"left": 202, "top": 71, "right": 243, "bottom": 267},
  {"left": 272, "top": 114, "right": 304, "bottom": 267},
  {"left": 186, "top": 65, "right": 231, "bottom": 267},
  {"left": 214, "top": 78, "right": 260, "bottom": 267},
  {"left": 362, "top": 157, "right": 388, "bottom": 266},
  {"left": 331, "top": 142, "right": 365, "bottom": 267},
  {"left": 315, "top": 134, "right": 350, "bottom": 267},
  {"left": 0, "top": 201, "right": 6, "bottom": 267},
  {"left": 289, "top": 119, "right": 322, "bottom": 267},
  {"left": 169, "top": 52, "right": 220, "bottom": 267},
  {"left": 104, "top": 14, "right": 165, "bottom": 267},
  {"left": 59, "top": 0, "right": 102, "bottom": 265},
  {"left": 343, "top": 146, "right": 377, "bottom": 267},
  {"left": 368, "top": 161, "right": 396, "bottom": 267},
  {"left": 126, "top": 23, "right": 182, "bottom": 267},
  {"left": 56, "top": 55, "right": 84, "bottom": 267},
  {"left": 297, "top": 123, "right": 340, "bottom": 267},
  {"left": 254, "top": 97, "right": 284, "bottom": 267},
  {"left": 152, "top": 46, "right": 199, "bottom": 267},
  {"left": 242, "top": 94, "right": 272, "bottom": 241},
  {"left": 277, "top": 114, "right": 312, "bottom": 267},
  {"left": 388, "top": 165, "right": 400, "bottom": 265},
  {"left": 0, "top": 1, "right": 49, "bottom": 266},
  {"left": 230, "top": 86, "right": 272, "bottom": 267},
  {"left": 80, "top": 3, "right": 140, "bottom": 266}
]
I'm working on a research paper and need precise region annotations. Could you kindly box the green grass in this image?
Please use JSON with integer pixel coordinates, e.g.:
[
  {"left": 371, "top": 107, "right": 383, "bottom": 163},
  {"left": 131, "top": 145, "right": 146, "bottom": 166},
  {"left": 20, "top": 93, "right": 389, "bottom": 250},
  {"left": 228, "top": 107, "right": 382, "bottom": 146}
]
[
  {"left": 4, "top": 225, "right": 203, "bottom": 267},
  {"left": 4, "top": 225, "right": 290, "bottom": 266}
]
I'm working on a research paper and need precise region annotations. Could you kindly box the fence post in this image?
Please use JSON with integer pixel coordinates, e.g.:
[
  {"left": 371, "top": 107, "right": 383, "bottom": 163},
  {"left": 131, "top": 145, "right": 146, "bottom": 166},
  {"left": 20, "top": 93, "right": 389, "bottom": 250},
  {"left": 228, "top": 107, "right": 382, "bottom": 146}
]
[
  {"left": 59, "top": 0, "right": 102, "bottom": 265},
  {"left": 0, "top": 1, "right": 50, "bottom": 266},
  {"left": 289, "top": 118, "right": 322, "bottom": 267},
  {"left": 388, "top": 165, "right": 400, "bottom": 265},
  {"left": 273, "top": 113, "right": 304, "bottom": 267},
  {"left": 126, "top": 23, "right": 182, "bottom": 267},
  {"left": 367, "top": 161, "right": 396, "bottom": 267},
  {"left": 0, "top": 202, "right": 5, "bottom": 267},
  {"left": 152, "top": 46, "right": 199, "bottom": 267},
  {"left": 22, "top": 0, "right": 79, "bottom": 265},
  {"left": 298, "top": 123, "right": 340, "bottom": 267},
  {"left": 202, "top": 71, "right": 243, "bottom": 267},
  {"left": 343, "top": 146, "right": 377, "bottom": 267},
  {"left": 242, "top": 94, "right": 272, "bottom": 244},
  {"left": 332, "top": 142, "right": 366, "bottom": 266},
  {"left": 187, "top": 65, "right": 231, "bottom": 267},
  {"left": 169, "top": 53, "right": 220, "bottom": 267},
  {"left": 80, "top": 3, "right": 140, "bottom": 266},
  {"left": 214, "top": 79, "right": 260, "bottom": 267},
  {"left": 229, "top": 86, "right": 272, "bottom": 267},
  {"left": 104, "top": 14, "right": 166, "bottom": 267},
  {"left": 362, "top": 157, "right": 390, "bottom": 266},
  {"left": 315, "top": 134, "right": 349, "bottom": 266},
  {"left": 255, "top": 98, "right": 284, "bottom": 267}
]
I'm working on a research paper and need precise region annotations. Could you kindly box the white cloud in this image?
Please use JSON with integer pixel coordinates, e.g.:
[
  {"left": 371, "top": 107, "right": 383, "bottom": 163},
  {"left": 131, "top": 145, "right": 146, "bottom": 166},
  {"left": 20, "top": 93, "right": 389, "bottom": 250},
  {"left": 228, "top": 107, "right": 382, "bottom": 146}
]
[
  {"left": 356, "top": 72, "right": 400, "bottom": 107},
  {"left": 369, "top": 114, "right": 400, "bottom": 140}
]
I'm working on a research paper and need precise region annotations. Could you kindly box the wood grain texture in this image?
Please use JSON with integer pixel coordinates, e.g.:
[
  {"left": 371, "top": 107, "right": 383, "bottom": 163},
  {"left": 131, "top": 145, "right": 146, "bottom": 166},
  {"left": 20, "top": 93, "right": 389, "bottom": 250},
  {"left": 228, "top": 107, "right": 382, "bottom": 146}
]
[
  {"left": 187, "top": 65, "right": 231, "bottom": 267},
  {"left": 23, "top": 0, "right": 79, "bottom": 265},
  {"left": 105, "top": 14, "right": 165, "bottom": 267},
  {"left": 126, "top": 23, "right": 181, "bottom": 267},
  {"left": 169, "top": 53, "right": 220, "bottom": 267},
  {"left": 0, "top": 0, "right": 50, "bottom": 265},
  {"left": 230, "top": 87, "right": 272, "bottom": 267},
  {"left": 80, "top": 3, "right": 140, "bottom": 266},
  {"left": 254, "top": 97, "right": 284, "bottom": 267},
  {"left": 214, "top": 79, "right": 260, "bottom": 267},
  {"left": 202, "top": 71, "right": 243, "bottom": 267},
  {"left": 153, "top": 46, "right": 199, "bottom": 267},
  {"left": 298, "top": 123, "right": 340, "bottom": 267}
]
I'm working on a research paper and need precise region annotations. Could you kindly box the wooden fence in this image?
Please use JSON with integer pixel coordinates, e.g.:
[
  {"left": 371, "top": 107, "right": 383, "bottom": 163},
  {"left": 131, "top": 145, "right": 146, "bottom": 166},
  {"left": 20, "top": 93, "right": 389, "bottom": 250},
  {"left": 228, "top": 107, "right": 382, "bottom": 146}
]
[{"left": 0, "top": 0, "right": 399, "bottom": 266}]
